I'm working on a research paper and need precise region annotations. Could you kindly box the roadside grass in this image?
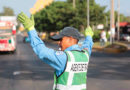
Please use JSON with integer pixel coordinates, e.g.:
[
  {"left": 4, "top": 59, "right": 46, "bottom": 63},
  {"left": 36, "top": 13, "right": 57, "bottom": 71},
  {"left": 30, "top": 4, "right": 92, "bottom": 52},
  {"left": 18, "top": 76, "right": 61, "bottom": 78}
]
[
  {"left": 93, "top": 41, "right": 127, "bottom": 47},
  {"left": 93, "top": 42, "right": 110, "bottom": 48},
  {"left": 93, "top": 41, "right": 128, "bottom": 52}
]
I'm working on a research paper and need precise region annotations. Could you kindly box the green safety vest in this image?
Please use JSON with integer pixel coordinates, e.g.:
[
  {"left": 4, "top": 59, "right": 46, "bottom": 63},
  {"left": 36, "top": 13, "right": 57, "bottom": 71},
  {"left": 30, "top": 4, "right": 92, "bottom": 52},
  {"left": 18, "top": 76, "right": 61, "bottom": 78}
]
[{"left": 53, "top": 50, "right": 89, "bottom": 90}]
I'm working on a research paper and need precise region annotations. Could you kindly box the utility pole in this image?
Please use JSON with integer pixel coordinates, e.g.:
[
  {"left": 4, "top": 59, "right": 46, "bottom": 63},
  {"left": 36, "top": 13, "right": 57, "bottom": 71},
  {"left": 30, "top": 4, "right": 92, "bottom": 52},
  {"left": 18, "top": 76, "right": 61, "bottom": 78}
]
[
  {"left": 87, "top": 0, "right": 89, "bottom": 27},
  {"left": 117, "top": 0, "right": 120, "bottom": 41},
  {"left": 110, "top": 0, "right": 115, "bottom": 44},
  {"left": 73, "top": 0, "right": 76, "bottom": 8}
]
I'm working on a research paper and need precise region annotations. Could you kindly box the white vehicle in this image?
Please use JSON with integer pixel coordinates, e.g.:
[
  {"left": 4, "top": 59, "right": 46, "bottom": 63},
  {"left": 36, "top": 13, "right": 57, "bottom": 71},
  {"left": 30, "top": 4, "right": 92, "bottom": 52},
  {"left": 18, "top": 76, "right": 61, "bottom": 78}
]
[{"left": 0, "top": 21, "right": 16, "bottom": 52}]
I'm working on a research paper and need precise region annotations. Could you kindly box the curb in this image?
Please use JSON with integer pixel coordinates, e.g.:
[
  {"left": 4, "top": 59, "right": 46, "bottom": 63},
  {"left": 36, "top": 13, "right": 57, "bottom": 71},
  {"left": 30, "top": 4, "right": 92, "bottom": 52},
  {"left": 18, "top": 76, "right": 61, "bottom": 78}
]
[
  {"left": 103, "top": 48, "right": 128, "bottom": 53},
  {"left": 93, "top": 45, "right": 128, "bottom": 54}
]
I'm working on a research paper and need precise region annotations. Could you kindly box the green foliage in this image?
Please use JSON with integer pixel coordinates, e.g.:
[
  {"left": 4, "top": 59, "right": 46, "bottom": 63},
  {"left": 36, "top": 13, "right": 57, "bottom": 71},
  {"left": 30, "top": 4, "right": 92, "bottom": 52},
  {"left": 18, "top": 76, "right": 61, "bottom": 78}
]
[
  {"left": 34, "top": 1, "right": 81, "bottom": 32},
  {"left": 0, "top": 7, "right": 14, "bottom": 16},
  {"left": 89, "top": 4, "right": 106, "bottom": 26},
  {"left": 118, "top": 13, "right": 128, "bottom": 22},
  {"left": 106, "top": 31, "right": 110, "bottom": 39},
  {"left": 72, "top": 0, "right": 107, "bottom": 27},
  {"left": 93, "top": 30, "right": 101, "bottom": 41},
  {"left": 124, "top": 16, "right": 130, "bottom": 22},
  {"left": 34, "top": 0, "right": 108, "bottom": 32},
  {"left": 34, "top": 0, "right": 128, "bottom": 33}
]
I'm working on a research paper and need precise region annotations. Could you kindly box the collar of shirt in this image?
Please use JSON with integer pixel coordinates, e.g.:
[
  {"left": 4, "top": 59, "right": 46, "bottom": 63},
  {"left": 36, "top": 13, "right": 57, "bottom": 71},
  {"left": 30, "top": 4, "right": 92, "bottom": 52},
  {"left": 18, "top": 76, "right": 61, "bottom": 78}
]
[{"left": 64, "top": 44, "right": 81, "bottom": 51}]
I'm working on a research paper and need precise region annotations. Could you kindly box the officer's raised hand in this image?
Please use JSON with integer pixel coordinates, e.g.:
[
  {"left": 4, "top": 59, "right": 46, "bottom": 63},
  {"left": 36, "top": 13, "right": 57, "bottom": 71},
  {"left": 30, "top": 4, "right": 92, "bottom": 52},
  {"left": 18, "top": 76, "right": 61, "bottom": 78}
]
[
  {"left": 84, "top": 26, "right": 94, "bottom": 37},
  {"left": 17, "top": 12, "right": 35, "bottom": 31}
]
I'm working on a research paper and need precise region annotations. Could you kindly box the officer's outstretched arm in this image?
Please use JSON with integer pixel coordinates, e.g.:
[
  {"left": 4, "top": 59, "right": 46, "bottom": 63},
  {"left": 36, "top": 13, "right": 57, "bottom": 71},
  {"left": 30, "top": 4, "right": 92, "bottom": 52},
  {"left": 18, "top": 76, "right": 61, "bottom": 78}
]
[
  {"left": 17, "top": 12, "right": 66, "bottom": 72},
  {"left": 82, "top": 26, "right": 94, "bottom": 55}
]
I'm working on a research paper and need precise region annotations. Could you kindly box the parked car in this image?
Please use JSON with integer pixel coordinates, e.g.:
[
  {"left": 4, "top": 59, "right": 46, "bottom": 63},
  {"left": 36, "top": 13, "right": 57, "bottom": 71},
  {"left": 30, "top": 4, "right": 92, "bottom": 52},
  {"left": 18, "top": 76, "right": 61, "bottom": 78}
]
[
  {"left": 23, "top": 36, "right": 30, "bottom": 43},
  {"left": 120, "top": 34, "right": 130, "bottom": 42}
]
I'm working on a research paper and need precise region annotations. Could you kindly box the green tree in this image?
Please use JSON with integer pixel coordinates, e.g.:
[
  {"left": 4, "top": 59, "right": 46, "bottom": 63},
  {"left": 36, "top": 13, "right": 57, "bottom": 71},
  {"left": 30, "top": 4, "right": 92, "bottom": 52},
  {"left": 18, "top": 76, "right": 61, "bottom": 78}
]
[
  {"left": 0, "top": 7, "right": 15, "bottom": 16},
  {"left": 125, "top": 16, "right": 130, "bottom": 22},
  {"left": 34, "top": 0, "right": 110, "bottom": 32},
  {"left": 67, "top": 0, "right": 107, "bottom": 27},
  {"left": 34, "top": 1, "right": 81, "bottom": 32}
]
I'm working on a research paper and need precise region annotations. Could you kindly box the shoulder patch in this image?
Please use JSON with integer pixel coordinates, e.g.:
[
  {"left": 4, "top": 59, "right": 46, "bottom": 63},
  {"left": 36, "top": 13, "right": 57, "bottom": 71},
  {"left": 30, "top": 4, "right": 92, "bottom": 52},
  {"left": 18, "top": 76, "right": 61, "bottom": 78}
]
[
  {"left": 84, "top": 48, "right": 88, "bottom": 51},
  {"left": 56, "top": 51, "right": 64, "bottom": 55}
]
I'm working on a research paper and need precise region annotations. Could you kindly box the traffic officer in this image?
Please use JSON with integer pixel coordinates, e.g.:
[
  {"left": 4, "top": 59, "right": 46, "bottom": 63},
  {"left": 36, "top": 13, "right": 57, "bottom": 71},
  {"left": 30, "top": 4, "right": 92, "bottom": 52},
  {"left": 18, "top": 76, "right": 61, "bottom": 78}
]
[{"left": 17, "top": 12, "right": 94, "bottom": 90}]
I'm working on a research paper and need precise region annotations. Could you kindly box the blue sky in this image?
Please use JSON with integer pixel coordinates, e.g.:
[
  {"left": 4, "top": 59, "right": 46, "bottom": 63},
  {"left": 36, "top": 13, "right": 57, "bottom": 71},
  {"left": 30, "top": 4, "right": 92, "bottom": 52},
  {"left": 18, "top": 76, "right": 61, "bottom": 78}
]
[
  {"left": 95, "top": 0, "right": 130, "bottom": 16},
  {"left": 0, "top": 0, "right": 130, "bottom": 16}
]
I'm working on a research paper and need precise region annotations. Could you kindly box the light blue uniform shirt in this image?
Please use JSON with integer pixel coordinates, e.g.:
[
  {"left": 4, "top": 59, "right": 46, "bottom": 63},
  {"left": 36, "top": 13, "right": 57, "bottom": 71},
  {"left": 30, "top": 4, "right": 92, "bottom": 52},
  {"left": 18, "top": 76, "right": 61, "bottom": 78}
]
[{"left": 28, "top": 29, "right": 93, "bottom": 77}]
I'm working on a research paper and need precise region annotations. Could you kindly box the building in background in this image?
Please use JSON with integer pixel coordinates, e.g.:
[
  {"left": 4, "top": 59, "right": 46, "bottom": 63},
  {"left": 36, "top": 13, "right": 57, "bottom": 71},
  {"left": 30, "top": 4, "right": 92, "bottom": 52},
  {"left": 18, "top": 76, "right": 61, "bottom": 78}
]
[{"left": 0, "top": 16, "right": 17, "bottom": 26}]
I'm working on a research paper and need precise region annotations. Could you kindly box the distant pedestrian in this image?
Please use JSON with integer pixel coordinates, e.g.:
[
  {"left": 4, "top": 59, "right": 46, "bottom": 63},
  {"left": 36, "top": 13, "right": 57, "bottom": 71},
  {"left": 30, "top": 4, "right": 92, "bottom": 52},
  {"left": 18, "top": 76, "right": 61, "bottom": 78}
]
[{"left": 100, "top": 30, "right": 107, "bottom": 46}]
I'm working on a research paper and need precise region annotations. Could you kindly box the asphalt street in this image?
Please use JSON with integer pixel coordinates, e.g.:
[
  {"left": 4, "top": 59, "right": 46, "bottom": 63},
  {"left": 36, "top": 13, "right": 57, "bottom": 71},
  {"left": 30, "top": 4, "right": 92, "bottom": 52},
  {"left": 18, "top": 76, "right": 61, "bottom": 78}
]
[{"left": 0, "top": 35, "right": 130, "bottom": 90}]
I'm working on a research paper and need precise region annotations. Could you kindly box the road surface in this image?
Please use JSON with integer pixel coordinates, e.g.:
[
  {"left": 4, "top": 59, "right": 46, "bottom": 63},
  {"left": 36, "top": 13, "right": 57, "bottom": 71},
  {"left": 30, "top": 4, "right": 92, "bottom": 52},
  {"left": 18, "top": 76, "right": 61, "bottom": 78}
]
[{"left": 0, "top": 35, "right": 130, "bottom": 90}]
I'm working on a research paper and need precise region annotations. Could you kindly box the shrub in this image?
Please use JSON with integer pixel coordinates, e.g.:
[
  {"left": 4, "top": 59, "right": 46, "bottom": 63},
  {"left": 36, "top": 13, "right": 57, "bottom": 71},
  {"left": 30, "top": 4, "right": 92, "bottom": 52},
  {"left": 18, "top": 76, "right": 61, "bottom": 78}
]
[{"left": 93, "top": 30, "right": 101, "bottom": 41}]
